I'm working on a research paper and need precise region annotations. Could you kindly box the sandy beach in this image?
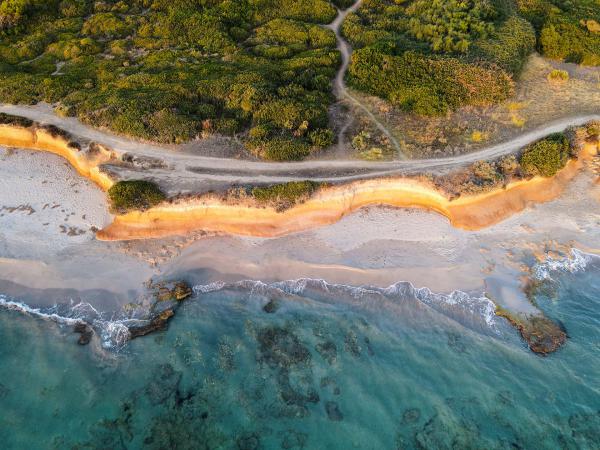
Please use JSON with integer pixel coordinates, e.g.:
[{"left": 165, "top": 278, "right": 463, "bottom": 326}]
[
  {"left": 1, "top": 135, "right": 599, "bottom": 319},
  {"left": 0, "top": 147, "right": 154, "bottom": 307}
]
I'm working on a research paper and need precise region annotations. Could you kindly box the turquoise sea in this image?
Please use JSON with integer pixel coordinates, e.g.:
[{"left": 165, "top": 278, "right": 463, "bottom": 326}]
[{"left": 0, "top": 254, "right": 599, "bottom": 449}]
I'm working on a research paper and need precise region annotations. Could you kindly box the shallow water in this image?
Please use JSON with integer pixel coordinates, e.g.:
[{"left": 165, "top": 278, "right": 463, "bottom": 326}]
[{"left": 1, "top": 260, "right": 599, "bottom": 449}]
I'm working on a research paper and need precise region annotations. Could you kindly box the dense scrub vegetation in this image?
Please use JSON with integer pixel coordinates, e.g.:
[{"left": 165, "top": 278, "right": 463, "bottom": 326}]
[
  {"left": 344, "top": 0, "right": 600, "bottom": 117},
  {"left": 435, "top": 127, "right": 587, "bottom": 197},
  {"left": 108, "top": 180, "right": 166, "bottom": 213},
  {"left": 251, "top": 180, "right": 322, "bottom": 210},
  {"left": 517, "top": 0, "right": 600, "bottom": 65},
  {"left": 0, "top": 0, "right": 597, "bottom": 160},
  {"left": 519, "top": 132, "right": 571, "bottom": 177},
  {"left": 0, "top": 0, "right": 340, "bottom": 159},
  {"left": 349, "top": 48, "right": 513, "bottom": 116}
]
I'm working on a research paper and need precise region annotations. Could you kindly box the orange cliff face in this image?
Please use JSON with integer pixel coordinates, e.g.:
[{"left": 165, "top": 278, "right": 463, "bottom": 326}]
[
  {"left": 97, "top": 140, "right": 599, "bottom": 241},
  {"left": 1, "top": 118, "right": 597, "bottom": 242},
  {"left": 0, "top": 124, "right": 116, "bottom": 191}
]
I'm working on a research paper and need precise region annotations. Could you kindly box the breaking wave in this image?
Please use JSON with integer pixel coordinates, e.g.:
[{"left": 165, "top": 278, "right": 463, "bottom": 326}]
[
  {"left": 193, "top": 278, "right": 502, "bottom": 334},
  {"left": 8, "top": 252, "right": 597, "bottom": 353},
  {"left": 0, "top": 294, "right": 131, "bottom": 350},
  {"left": 533, "top": 248, "right": 599, "bottom": 281}
]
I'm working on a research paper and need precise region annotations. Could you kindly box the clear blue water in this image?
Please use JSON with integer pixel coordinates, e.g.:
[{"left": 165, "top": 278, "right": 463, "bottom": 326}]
[{"left": 0, "top": 262, "right": 599, "bottom": 449}]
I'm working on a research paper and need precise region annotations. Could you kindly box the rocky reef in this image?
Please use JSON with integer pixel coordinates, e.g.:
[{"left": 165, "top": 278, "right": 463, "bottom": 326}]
[
  {"left": 495, "top": 308, "right": 567, "bottom": 355},
  {"left": 69, "top": 280, "right": 193, "bottom": 346},
  {"left": 127, "top": 281, "right": 193, "bottom": 340}
]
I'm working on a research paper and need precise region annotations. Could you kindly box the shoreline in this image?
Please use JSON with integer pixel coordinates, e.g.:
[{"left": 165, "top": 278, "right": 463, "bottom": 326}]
[{"left": 2, "top": 134, "right": 599, "bottom": 354}]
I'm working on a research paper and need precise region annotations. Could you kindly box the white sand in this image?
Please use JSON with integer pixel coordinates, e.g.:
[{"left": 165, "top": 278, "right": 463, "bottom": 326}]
[
  {"left": 0, "top": 147, "right": 154, "bottom": 301},
  {"left": 167, "top": 168, "right": 600, "bottom": 315},
  {"left": 1, "top": 142, "right": 599, "bottom": 316}
]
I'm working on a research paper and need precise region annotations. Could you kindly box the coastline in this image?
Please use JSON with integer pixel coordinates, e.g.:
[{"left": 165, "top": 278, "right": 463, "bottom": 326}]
[
  {"left": 0, "top": 117, "right": 597, "bottom": 242},
  {"left": 0, "top": 123, "right": 116, "bottom": 190},
  {"left": 1, "top": 140, "right": 600, "bottom": 354},
  {"left": 98, "top": 142, "right": 597, "bottom": 240}
]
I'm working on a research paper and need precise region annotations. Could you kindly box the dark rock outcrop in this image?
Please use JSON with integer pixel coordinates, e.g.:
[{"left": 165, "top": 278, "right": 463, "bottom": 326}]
[
  {"left": 128, "top": 310, "right": 175, "bottom": 339},
  {"left": 74, "top": 322, "right": 94, "bottom": 345}
]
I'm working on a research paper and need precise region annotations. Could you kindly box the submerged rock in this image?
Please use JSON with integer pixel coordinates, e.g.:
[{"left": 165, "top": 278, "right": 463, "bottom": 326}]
[
  {"left": 73, "top": 322, "right": 93, "bottom": 345},
  {"left": 278, "top": 370, "right": 320, "bottom": 407},
  {"left": 262, "top": 298, "right": 280, "bottom": 314},
  {"left": 257, "top": 326, "right": 311, "bottom": 369},
  {"left": 237, "top": 432, "right": 260, "bottom": 450},
  {"left": 325, "top": 401, "right": 343, "bottom": 421},
  {"left": 315, "top": 341, "right": 337, "bottom": 365},
  {"left": 0, "top": 382, "right": 8, "bottom": 399},
  {"left": 128, "top": 310, "right": 175, "bottom": 339},
  {"left": 145, "top": 364, "right": 182, "bottom": 405},
  {"left": 446, "top": 331, "right": 467, "bottom": 354},
  {"left": 402, "top": 408, "right": 421, "bottom": 425},
  {"left": 344, "top": 331, "right": 361, "bottom": 357},
  {"left": 281, "top": 429, "right": 308, "bottom": 449},
  {"left": 567, "top": 411, "right": 600, "bottom": 444}
]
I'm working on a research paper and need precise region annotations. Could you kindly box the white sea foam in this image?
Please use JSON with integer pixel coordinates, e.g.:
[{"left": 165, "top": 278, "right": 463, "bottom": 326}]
[
  {"left": 192, "top": 281, "right": 226, "bottom": 294},
  {"left": 0, "top": 274, "right": 506, "bottom": 353},
  {"left": 193, "top": 277, "right": 501, "bottom": 333},
  {"left": 533, "top": 248, "right": 597, "bottom": 281},
  {"left": 0, "top": 294, "right": 134, "bottom": 351},
  {"left": 95, "top": 320, "right": 131, "bottom": 350},
  {"left": 0, "top": 294, "right": 83, "bottom": 326}
]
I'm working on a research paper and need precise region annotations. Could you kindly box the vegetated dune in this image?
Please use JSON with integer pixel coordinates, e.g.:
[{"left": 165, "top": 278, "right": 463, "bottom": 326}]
[
  {"left": 0, "top": 123, "right": 116, "bottom": 190},
  {"left": 97, "top": 141, "right": 599, "bottom": 241}
]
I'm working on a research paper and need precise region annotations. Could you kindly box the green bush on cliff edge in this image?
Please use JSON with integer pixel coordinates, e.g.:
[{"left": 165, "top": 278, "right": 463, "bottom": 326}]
[
  {"left": 108, "top": 180, "right": 166, "bottom": 213},
  {"left": 519, "top": 133, "right": 571, "bottom": 178}
]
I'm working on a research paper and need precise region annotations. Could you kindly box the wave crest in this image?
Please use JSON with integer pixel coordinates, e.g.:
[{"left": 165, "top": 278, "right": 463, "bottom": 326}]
[
  {"left": 193, "top": 278, "right": 501, "bottom": 334},
  {"left": 533, "top": 249, "right": 598, "bottom": 281}
]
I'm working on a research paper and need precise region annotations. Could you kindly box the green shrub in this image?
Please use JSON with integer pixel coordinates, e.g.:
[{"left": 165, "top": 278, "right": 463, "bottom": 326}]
[
  {"left": 349, "top": 48, "right": 513, "bottom": 116},
  {"left": 82, "top": 13, "right": 130, "bottom": 38},
  {"left": 0, "top": 112, "right": 33, "bottom": 127},
  {"left": 405, "top": 0, "right": 497, "bottom": 53},
  {"left": 547, "top": 69, "right": 569, "bottom": 82},
  {"left": 108, "top": 180, "right": 166, "bottom": 213},
  {"left": 519, "top": 133, "right": 571, "bottom": 177},
  {"left": 540, "top": 20, "right": 600, "bottom": 65},
  {"left": 251, "top": 181, "right": 322, "bottom": 210},
  {"left": 308, "top": 128, "right": 334, "bottom": 148},
  {"left": 472, "top": 16, "right": 536, "bottom": 74},
  {"left": 254, "top": 136, "right": 312, "bottom": 161}
]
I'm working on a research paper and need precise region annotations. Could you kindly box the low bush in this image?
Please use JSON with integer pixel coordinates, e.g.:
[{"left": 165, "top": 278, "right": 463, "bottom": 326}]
[
  {"left": 472, "top": 16, "right": 536, "bottom": 74},
  {"left": 547, "top": 69, "right": 569, "bottom": 83},
  {"left": 108, "top": 180, "right": 166, "bottom": 213},
  {"left": 251, "top": 181, "right": 322, "bottom": 210},
  {"left": 519, "top": 133, "right": 571, "bottom": 177},
  {"left": 540, "top": 20, "right": 600, "bottom": 66},
  {"left": 0, "top": 112, "right": 33, "bottom": 127},
  {"left": 251, "top": 136, "right": 313, "bottom": 161}
]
